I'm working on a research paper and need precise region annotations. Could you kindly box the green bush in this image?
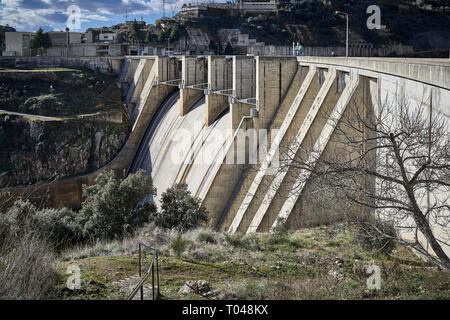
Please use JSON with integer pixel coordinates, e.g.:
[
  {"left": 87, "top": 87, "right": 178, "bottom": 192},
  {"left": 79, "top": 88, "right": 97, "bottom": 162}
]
[
  {"left": 155, "top": 183, "right": 208, "bottom": 233},
  {"left": 271, "top": 217, "right": 290, "bottom": 236},
  {"left": 224, "top": 233, "right": 261, "bottom": 251},
  {"left": 265, "top": 217, "right": 304, "bottom": 249},
  {"left": 33, "top": 207, "right": 82, "bottom": 244},
  {"left": 197, "top": 230, "right": 217, "bottom": 244},
  {"left": 265, "top": 233, "right": 305, "bottom": 250},
  {"left": 0, "top": 200, "right": 81, "bottom": 247},
  {"left": 79, "top": 170, "right": 157, "bottom": 240},
  {"left": 355, "top": 217, "right": 397, "bottom": 254},
  {"left": 266, "top": 233, "right": 290, "bottom": 246},
  {"left": 1, "top": 171, "right": 156, "bottom": 247},
  {"left": 171, "top": 234, "right": 189, "bottom": 258}
]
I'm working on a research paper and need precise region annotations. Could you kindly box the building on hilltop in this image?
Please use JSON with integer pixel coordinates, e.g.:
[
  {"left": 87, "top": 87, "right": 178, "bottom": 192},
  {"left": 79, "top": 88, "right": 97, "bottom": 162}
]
[
  {"left": 179, "top": 2, "right": 240, "bottom": 18},
  {"left": 2, "top": 31, "right": 128, "bottom": 57},
  {"left": 179, "top": 0, "right": 278, "bottom": 17},
  {"left": 99, "top": 31, "right": 118, "bottom": 42},
  {"left": 238, "top": 0, "right": 278, "bottom": 13},
  {"left": 3, "top": 32, "right": 34, "bottom": 56}
]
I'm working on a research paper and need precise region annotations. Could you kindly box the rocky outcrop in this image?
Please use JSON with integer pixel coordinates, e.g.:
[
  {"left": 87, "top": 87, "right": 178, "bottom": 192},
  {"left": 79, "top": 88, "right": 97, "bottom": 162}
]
[{"left": 0, "top": 114, "right": 129, "bottom": 187}]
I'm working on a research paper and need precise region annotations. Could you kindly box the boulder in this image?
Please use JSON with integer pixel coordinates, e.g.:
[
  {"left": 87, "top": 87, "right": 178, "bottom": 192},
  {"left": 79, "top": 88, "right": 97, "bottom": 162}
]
[
  {"left": 179, "top": 280, "right": 211, "bottom": 295},
  {"left": 179, "top": 280, "right": 198, "bottom": 294}
]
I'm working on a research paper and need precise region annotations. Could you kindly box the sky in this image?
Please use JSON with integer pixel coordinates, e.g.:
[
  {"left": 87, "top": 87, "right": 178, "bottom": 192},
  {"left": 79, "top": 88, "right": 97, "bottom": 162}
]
[{"left": 0, "top": 0, "right": 209, "bottom": 32}]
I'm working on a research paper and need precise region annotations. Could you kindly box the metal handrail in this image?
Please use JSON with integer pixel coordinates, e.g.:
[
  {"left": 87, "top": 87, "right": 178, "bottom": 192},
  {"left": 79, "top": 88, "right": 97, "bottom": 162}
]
[{"left": 127, "top": 243, "right": 160, "bottom": 300}]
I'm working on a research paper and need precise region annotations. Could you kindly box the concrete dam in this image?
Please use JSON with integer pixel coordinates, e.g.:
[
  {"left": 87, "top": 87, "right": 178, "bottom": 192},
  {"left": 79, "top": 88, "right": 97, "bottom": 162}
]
[{"left": 12, "top": 55, "right": 450, "bottom": 257}]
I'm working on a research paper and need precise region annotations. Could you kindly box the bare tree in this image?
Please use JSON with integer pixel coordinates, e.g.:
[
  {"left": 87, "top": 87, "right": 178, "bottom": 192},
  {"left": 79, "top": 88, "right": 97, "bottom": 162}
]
[{"left": 274, "top": 96, "right": 450, "bottom": 272}]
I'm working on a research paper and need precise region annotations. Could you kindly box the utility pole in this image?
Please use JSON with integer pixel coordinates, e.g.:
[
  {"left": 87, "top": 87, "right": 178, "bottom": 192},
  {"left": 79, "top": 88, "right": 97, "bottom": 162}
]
[
  {"left": 163, "top": 0, "right": 166, "bottom": 18},
  {"left": 335, "top": 11, "right": 349, "bottom": 61},
  {"left": 346, "top": 13, "right": 349, "bottom": 60}
]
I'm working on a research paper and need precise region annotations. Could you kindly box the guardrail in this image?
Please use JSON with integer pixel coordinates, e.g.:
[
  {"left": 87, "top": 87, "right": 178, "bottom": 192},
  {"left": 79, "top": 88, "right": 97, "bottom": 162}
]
[{"left": 127, "top": 243, "right": 160, "bottom": 300}]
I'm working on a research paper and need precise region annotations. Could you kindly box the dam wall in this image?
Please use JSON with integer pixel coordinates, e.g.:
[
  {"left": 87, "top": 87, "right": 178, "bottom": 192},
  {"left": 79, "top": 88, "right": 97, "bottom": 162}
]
[{"left": 6, "top": 56, "right": 449, "bottom": 259}]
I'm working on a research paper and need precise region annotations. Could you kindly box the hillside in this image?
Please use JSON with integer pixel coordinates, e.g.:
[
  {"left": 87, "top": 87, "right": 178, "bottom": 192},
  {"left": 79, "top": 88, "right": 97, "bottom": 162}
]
[
  {"left": 186, "top": 0, "right": 450, "bottom": 47},
  {"left": 88, "top": 0, "right": 450, "bottom": 55},
  {"left": 54, "top": 224, "right": 450, "bottom": 300}
]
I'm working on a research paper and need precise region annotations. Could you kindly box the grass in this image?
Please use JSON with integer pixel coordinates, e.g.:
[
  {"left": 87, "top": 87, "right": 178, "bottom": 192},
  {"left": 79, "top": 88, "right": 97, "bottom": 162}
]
[{"left": 52, "top": 224, "right": 450, "bottom": 300}]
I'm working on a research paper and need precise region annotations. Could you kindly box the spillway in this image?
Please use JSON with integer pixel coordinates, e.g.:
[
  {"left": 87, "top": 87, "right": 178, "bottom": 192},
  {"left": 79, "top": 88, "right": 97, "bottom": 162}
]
[{"left": 130, "top": 89, "right": 231, "bottom": 207}]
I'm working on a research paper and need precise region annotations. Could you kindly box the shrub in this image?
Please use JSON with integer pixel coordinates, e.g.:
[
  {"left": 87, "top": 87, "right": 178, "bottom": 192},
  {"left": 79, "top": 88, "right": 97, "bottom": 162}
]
[
  {"left": 79, "top": 170, "right": 157, "bottom": 240},
  {"left": 197, "top": 230, "right": 217, "bottom": 244},
  {"left": 1, "top": 170, "right": 156, "bottom": 247},
  {"left": 33, "top": 207, "right": 82, "bottom": 245},
  {"left": 265, "top": 233, "right": 305, "bottom": 250},
  {"left": 265, "top": 218, "right": 304, "bottom": 249},
  {"left": 0, "top": 200, "right": 81, "bottom": 247},
  {"left": 355, "top": 216, "right": 397, "bottom": 254},
  {"left": 266, "top": 233, "right": 290, "bottom": 246},
  {"left": 271, "top": 217, "right": 290, "bottom": 236},
  {"left": 224, "top": 233, "right": 261, "bottom": 251},
  {"left": 0, "top": 225, "right": 57, "bottom": 299},
  {"left": 171, "top": 234, "right": 188, "bottom": 258},
  {"left": 155, "top": 183, "right": 208, "bottom": 233}
]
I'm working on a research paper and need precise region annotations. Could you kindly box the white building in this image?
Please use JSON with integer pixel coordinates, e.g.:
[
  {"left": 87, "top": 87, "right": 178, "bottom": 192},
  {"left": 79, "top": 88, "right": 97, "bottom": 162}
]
[
  {"left": 99, "top": 32, "right": 118, "bottom": 42},
  {"left": 239, "top": 0, "right": 278, "bottom": 13},
  {"left": 3, "top": 32, "right": 34, "bottom": 56}
]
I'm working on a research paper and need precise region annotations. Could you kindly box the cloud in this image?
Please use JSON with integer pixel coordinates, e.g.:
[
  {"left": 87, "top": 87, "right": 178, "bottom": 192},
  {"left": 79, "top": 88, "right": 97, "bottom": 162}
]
[
  {"left": 0, "top": 0, "right": 154, "bottom": 31},
  {"left": 84, "top": 14, "right": 111, "bottom": 22},
  {"left": 0, "top": 0, "right": 227, "bottom": 31}
]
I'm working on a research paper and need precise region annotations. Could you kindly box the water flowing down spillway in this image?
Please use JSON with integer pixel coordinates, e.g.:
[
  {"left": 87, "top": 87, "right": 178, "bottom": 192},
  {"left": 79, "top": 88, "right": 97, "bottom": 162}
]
[{"left": 130, "top": 89, "right": 231, "bottom": 207}]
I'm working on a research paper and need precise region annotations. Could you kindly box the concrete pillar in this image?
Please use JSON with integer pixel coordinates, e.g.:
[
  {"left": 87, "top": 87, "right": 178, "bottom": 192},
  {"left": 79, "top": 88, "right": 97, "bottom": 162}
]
[
  {"left": 156, "top": 56, "right": 180, "bottom": 83},
  {"left": 206, "top": 56, "right": 233, "bottom": 126},
  {"left": 130, "top": 58, "right": 154, "bottom": 105},
  {"left": 180, "top": 88, "right": 203, "bottom": 116},
  {"left": 229, "top": 56, "right": 256, "bottom": 132},
  {"left": 123, "top": 58, "right": 140, "bottom": 84},
  {"left": 256, "top": 57, "right": 298, "bottom": 131},
  {"left": 180, "top": 56, "right": 207, "bottom": 116},
  {"left": 233, "top": 56, "right": 256, "bottom": 99},
  {"left": 206, "top": 94, "right": 229, "bottom": 125}
]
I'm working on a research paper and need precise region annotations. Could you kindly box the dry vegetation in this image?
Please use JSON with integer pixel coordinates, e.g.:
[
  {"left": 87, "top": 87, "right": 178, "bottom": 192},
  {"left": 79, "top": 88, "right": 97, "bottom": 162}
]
[{"left": 54, "top": 223, "right": 450, "bottom": 300}]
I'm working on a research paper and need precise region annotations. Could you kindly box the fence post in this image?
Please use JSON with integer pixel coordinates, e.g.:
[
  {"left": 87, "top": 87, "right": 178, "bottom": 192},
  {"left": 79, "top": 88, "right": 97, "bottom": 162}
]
[
  {"left": 152, "top": 262, "right": 155, "bottom": 300},
  {"left": 156, "top": 252, "right": 160, "bottom": 297},
  {"left": 139, "top": 244, "right": 143, "bottom": 300}
]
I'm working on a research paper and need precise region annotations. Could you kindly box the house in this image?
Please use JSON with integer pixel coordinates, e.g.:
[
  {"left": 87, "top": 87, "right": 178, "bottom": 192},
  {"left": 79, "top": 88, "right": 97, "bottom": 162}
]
[
  {"left": 3, "top": 31, "right": 127, "bottom": 57},
  {"left": 238, "top": 0, "right": 278, "bottom": 13},
  {"left": 99, "top": 32, "right": 118, "bottom": 42},
  {"left": 3, "top": 32, "right": 35, "bottom": 56}
]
